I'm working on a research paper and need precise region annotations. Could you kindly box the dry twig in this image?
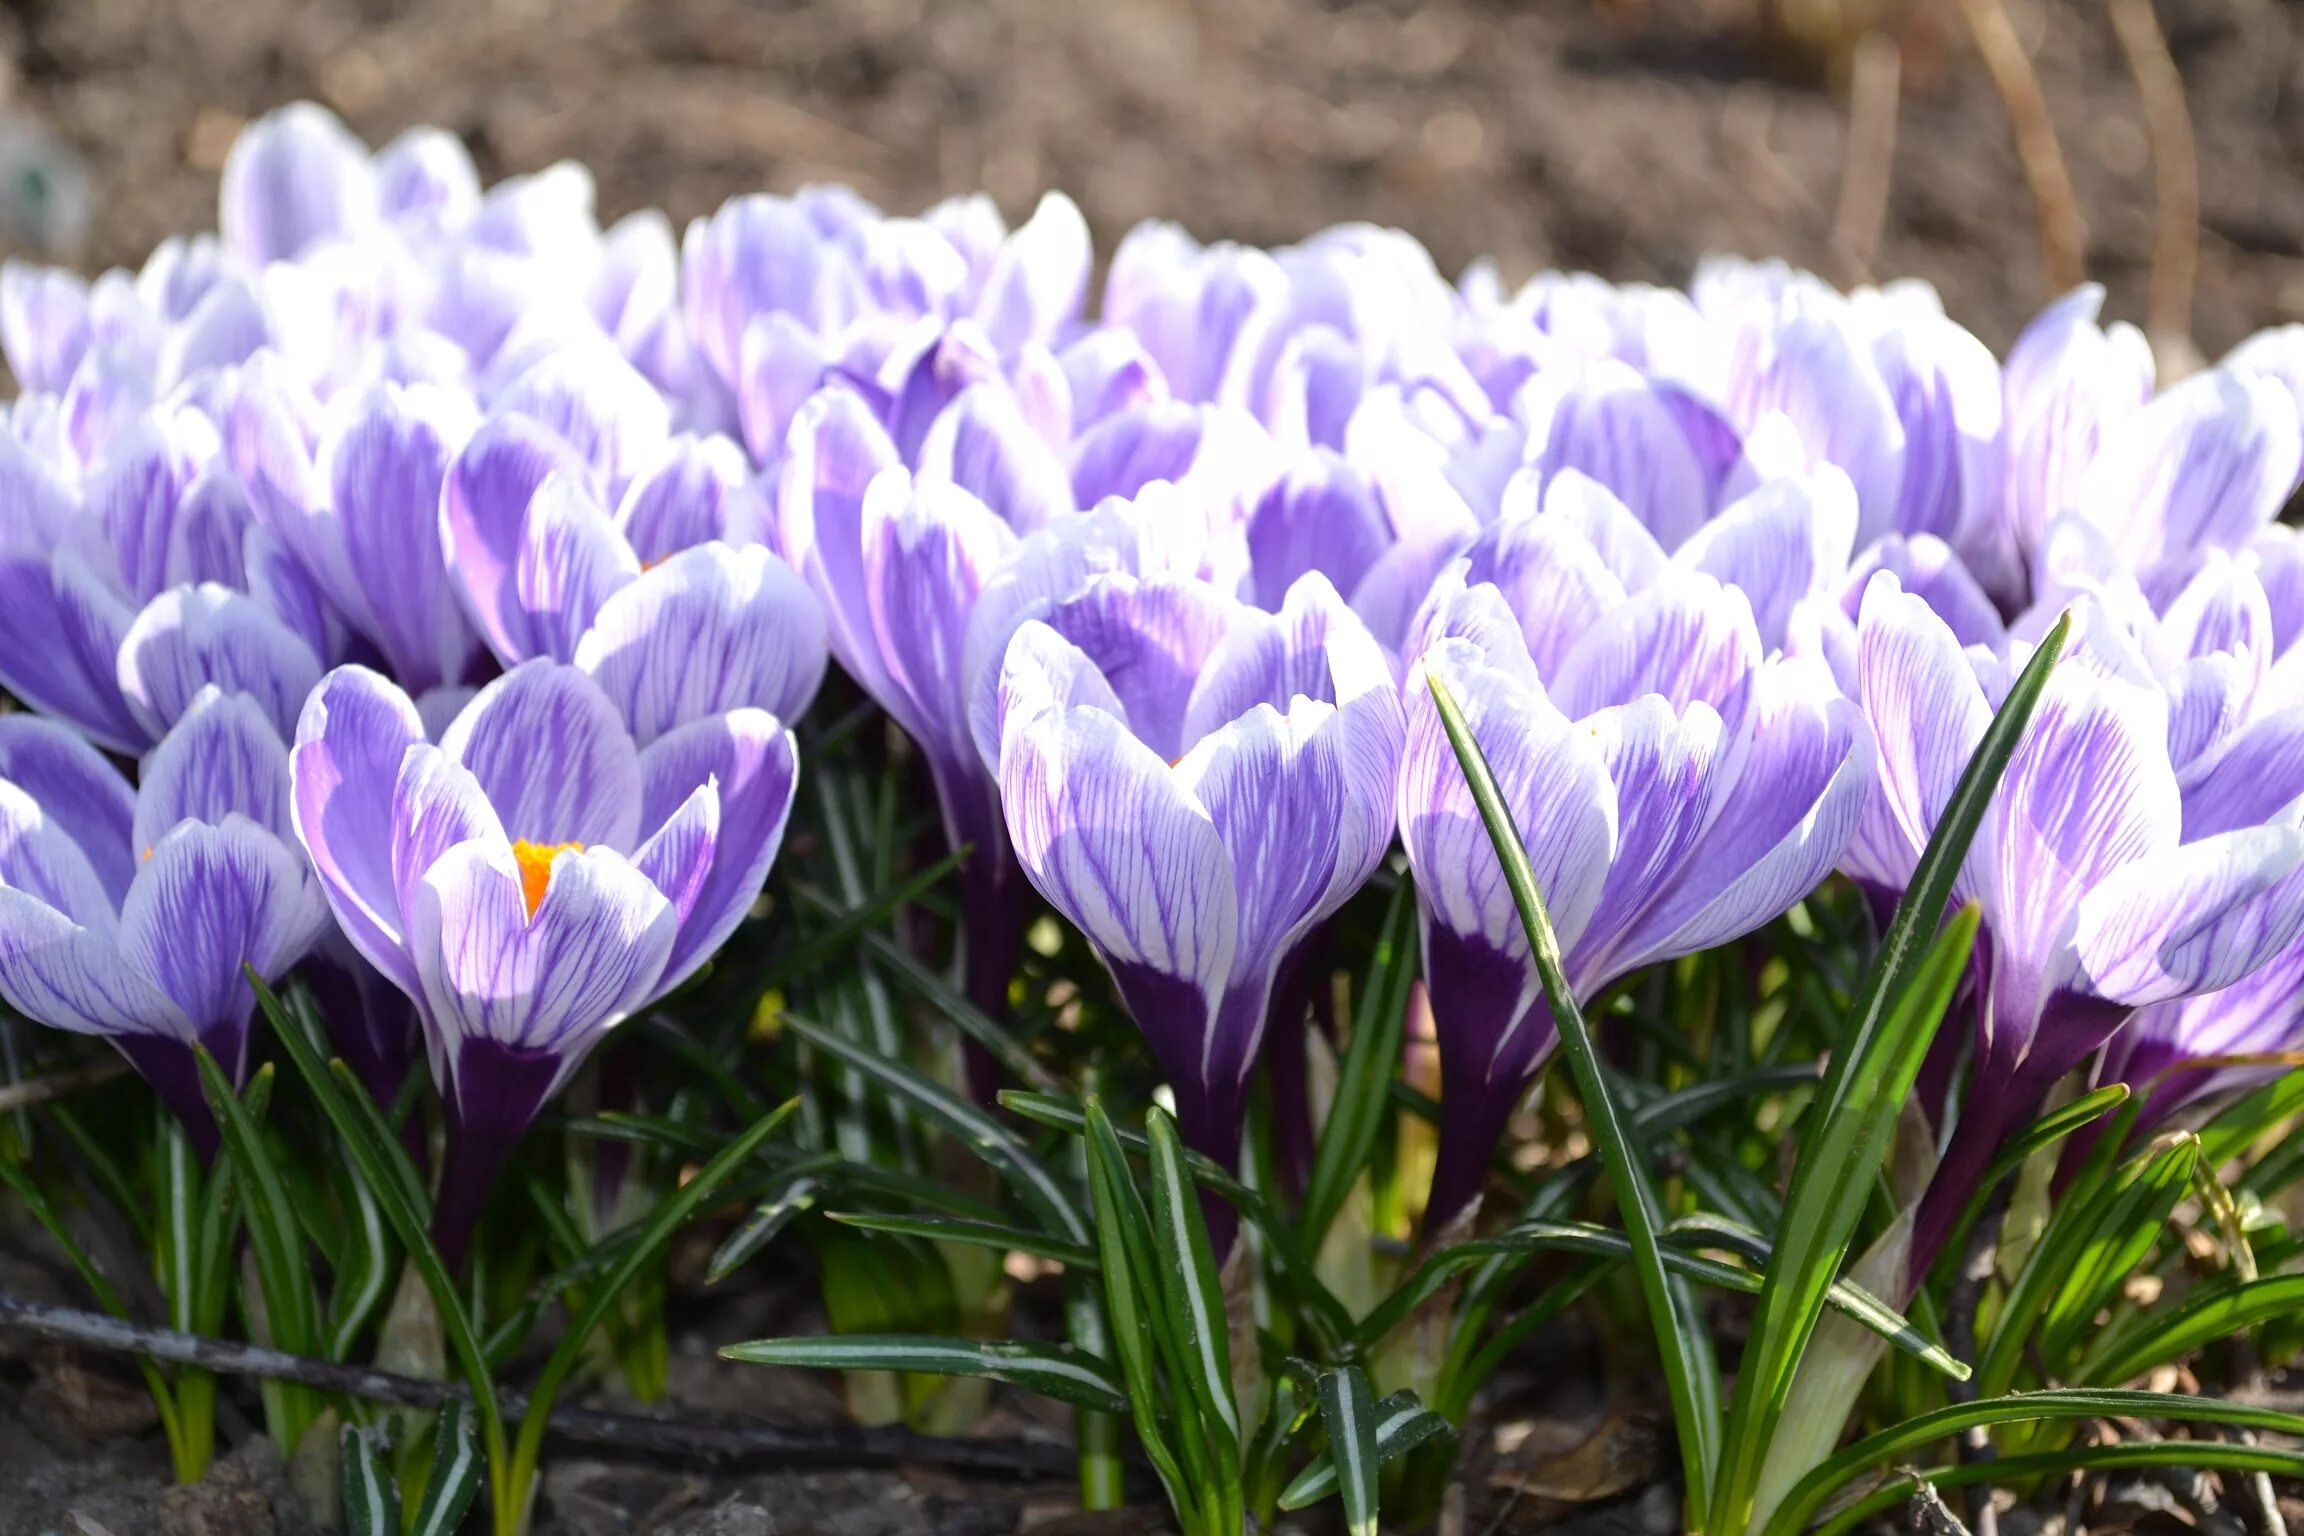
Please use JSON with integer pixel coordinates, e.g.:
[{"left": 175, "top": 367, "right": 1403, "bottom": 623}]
[
  {"left": 0, "top": 1291, "right": 1087, "bottom": 1480},
  {"left": 0, "top": 1055, "right": 128, "bottom": 1115},
  {"left": 2109, "top": 0, "right": 2201, "bottom": 373},
  {"left": 1831, "top": 31, "right": 1903, "bottom": 288},
  {"left": 1955, "top": 0, "right": 2086, "bottom": 292}
]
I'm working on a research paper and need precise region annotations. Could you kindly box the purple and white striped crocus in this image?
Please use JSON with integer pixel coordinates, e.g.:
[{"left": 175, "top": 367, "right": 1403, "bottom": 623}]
[
  {"left": 0, "top": 397, "right": 329, "bottom": 753},
  {"left": 992, "top": 569, "right": 1404, "bottom": 1182},
  {"left": 1399, "top": 483, "right": 1874, "bottom": 1228},
  {"left": 1847, "top": 572, "right": 2304, "bottom": 1281},
  {"left": 0, "top": 691, "right": 329, "bottom": 1153},
  {"left": 290, "top": 658, "right": 800, "bottom": 1263}
]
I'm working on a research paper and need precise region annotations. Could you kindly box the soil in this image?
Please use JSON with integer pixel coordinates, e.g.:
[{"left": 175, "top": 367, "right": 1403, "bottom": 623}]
[{"left": 0, "top": 0, "right": 2299, "bottom": 357}]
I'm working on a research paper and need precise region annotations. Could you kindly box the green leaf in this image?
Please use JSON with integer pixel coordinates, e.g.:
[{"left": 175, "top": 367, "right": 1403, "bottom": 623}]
[
  {"left": 706, "top": 1158, "right": 835, "bottom": 1285},
  {"left": 1427, "top": 670, "right": 1722, "bottom": 1523},
  {"left": 789, "top": 1015, "right": 1087, "bottom": 1242},
  {"left": 1279, "top": 1389, "right": 1456, "bottom": 1510},
  {"left": 1315, "top": 1365, "right": 1381, "bottom": 1536},
  {"left": 829, "top": 1210, "right": 1096, "bottom": 1271},
  {"left": 2085, "top": 1271, "right": 2304, "bottom": 1386},
  {"left": 247, "top": 970, "right": 507, "bottom": 1527},
  {"left": 721, "top": 1335, "right": 1129, "bottom": 1414},
  {"left": 850, "top": 926, "right": 1061, "bottom": 1094},
  {"left": 1931, "top": 1084, "right": 2132, "bottom": 1279},
  {"left": 323, "top": 1155, "right": 393, "bottom": 1362},
  {"left": 505, "top": 1097, "right": 801, "bottom": 1523},
  {"left": 767, "top": 846, "right": 970, "bottom": 986},
  {"left": 1814, "top": 1442, "right": 2304, "bottom": 1536},
  {"left": 1298, "top": 878, "right": 1417, "bottom": 1247},
  {"left": 1082, "top": 1097, "right": 1196, "bottom": 1527},
  {"left": 2039, "top": 1134, "right": 2198, "bottom": 1363},
  {"left": 998, "top": 1091, "right": 1352, "bottom": 1356},
  {"left": 339, "top": 1421, "right": 400, "bottom": 1536},
  {"left": 408, "top": 1400, "right": 484, "bottom": 1536},
  {"left": 1717, "top": 608, "right": 2070, "bottom": 1536},
  {"left": 193, "top": 1051, "right": 324, "bottom": 1451},
  {"left": 2198, "top": 1066, "right": 2304, "bottom": 1168},
  {"left": 1760, "top": 1388, "right": 2304, "bottom": 1536},
  {"left": 1144, "top": 1108, "right": 1241, "bottom": 1461}
]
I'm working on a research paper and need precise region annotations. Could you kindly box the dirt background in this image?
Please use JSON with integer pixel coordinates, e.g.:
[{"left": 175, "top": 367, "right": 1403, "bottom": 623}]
[{"left": 1, "top": 0, "right": 2301, "bottom": 357}]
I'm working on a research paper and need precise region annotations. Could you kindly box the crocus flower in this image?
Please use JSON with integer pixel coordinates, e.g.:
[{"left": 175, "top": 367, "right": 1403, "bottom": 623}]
[
  {"left": 993, "top": 570, "right": 1405, "bottom": 1181},
  {"left": 1399, "top": 479, "right": 1873, "bottom": 1228},
  {"left": 1847, "top": 573, "right": 2304, "bottom": 1281},
  {"left": 0, "top": 692, "right": 329, "bottom": 1153},
  {"left": 290, "top": 658, "right": 800, "bottom": 1262}
]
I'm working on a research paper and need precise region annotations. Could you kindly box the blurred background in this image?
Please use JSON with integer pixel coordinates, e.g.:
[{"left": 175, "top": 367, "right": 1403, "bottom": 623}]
[{"left": 0, "top": 0, "right": 2296, "bottom": 355}]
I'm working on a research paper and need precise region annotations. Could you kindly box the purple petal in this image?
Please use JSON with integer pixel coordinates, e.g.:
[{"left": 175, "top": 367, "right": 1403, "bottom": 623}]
[
  {"left": 1036, "top": 575, "right": 1239, "bottom": 762},
  {"left": 440, "top": 413, "right": 595, "bottom": 664},
  {"left": 118, "top": 816, "right": 326, "bottom": 1033},
  {"left": 0, "top": 716, "right": 136, "bottom": 907},
  {"left": 1060, "top": 328, "right": 1170, "bottom": 432},
  {"left": 735, "top": 312, "right": 833, "bottom": 463},
  {"left": 1, "top": 262, "right": 90, "bottom": 395},
  {"left": 860, "top": 473, "right": 1017, "bottom": 783},
  {"left": 1245, "top": 450, "right": 1390, "bottom": 612},
  {"left": 1842, "top": 534, "right": 2006, "bottom": 651},
  {"left": 1674, "top": 470, "right": 1859, "bottom": 652},
  {"left": 775, "top": 386, "right": 904, "bottom": 700},
  {"left": 508, "top": 474, "right": 641, "bottom": 664},
  {"left": 1572, "top": 695, "right": 1731, "bottom": 986},
  {"left": 574, "top": 541, "right": 828, "bottom": 742},
  {"left": 1516, "top": 359, "right": 1718, "bottom": 550},
  {"left": 2075, "top": 825, "right": 2304, "bottom": 1008},
  {"left": 158, "top": 279, "right": 274, "bottom": 388},
  {"left": 1847, "top": 570, "right": 1995, "bottom": 895},
  {"left": 2002, "top": 285, "right": 2155, "bottom": 574},
  {"left": 314, "top": 382, "right": 482, "bottom": 692},
  {"left": 1866, "top": 311, "right": 2003, "bottom": 546},
  {"left": 2079, "top": 368, "right": 2303, "bottom": 584},
  {"left": 682, "top": 194, "right": 847, "bottom": 387},
  {"left": 492, "top": 343, "right": 671, "bottom": 491},
  {"left": 1726, "top": 311, "right": 1907, "bottom": 545},
  {"left": 1263, "top": 324, "right": 1366, "bottom": 452},
  {"left": 218, "top": 102, "right": 378, "bottom": 267},
  {"left": 2182, "top": 707, "right": 2304, "bottom": 839},
  {"left": 440, "top": 660, "right": 642, "bottom": 850},
  {"left": 634, "top": 709, "right": 798, "bottom": 990},
  {"left": 135, "top": 687, "right": 293, "bottom": 852},
  {"left": 1000, "top": 698, "right": 1237, "bottom": 1071},
  {"left": 1184, "top": 571, "right": 1395, "bottom": 743},
  {"left": 1548, "top": 570, "right": 1762, "bottom": 724},
  {"left": 117, "top": 583, "right": 324, "bottom": 743},
  {"left": 974, "top": 192, "right": 1090, "bottom": 359},
  {"left": 389, "top": 743, "right": 508, "bottom": 947},
  {"left": 290, "top": 666, "right": 426, "bottom": 989},
  {"left": 373, "top": 126, "right": 480, "bottom": 226},
  {"left": 0, "top": 550, "right": 143, "bottom": 751},
  {"left": 0, "top": 779, "right": 122, "bottom": 932},
  {"left": 0, "top": 885, "right": 185, "bottom": 1037},
  {"left": 408, "top": 838, "right": 674, "bottom": 1060},
  {"left": 917, "top": 381, "right": 1075, "bottom": 536},
  {"left": 615, "top": 434, "right": 758, "bottom": 567}
]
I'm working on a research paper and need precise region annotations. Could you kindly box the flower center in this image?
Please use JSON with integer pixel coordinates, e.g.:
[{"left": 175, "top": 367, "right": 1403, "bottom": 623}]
[{"left": 512, "top": 839, "right": 586, "bottom": 918}]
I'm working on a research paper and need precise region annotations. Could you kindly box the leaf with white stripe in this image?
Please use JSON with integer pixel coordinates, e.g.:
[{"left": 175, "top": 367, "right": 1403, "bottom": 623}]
[
  {"left": 1144, "top": 1108, "right": 1240, "bottom": 1463},
  {"left": 409, "top": 1400, "right": 482, "bottom": 1536},
  {"left": 787, "top": 1015, "right": 1087, "bottom": 1241},
  {"left": 829, "top": 1210, "right": 1097, "bottom": 1271},
  {"left": 1318, "top": 1364, "right": 1381, "bottom": 1536},
  {"left": 1279, "top": 1389, "right": 1456, "bottom": 1510},
  {"left": 338, "top": 1421, "right": 398, "bottom": 1536},
  {"left": 721, "top": 1335, "right": 1129, "bottom": 1414}
]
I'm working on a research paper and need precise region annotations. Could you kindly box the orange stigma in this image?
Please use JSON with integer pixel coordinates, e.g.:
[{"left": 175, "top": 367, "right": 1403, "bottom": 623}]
[{"left": 512, "top": 839, "right": 585, "bottom": 917}]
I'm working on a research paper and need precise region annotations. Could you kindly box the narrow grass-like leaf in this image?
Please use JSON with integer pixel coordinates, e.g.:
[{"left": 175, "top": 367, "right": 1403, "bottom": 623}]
[
  {"left": 2084, "top": 1272, "right": 2304, "bottom": 1386},
  {"left": 193, "top": 1052, "right": 323, "bottom": 1450},
  {"left": 2039, "top": 1134, "right": 2197, "bottom": 1363},
  {"left": 1082, "top": 1097, "right": 1196, "bottom": 1526},
  {"left": 504, "top": 1097, "right": 800, "bottom": 1525},
  {"left": 1144, "top": 1108, "right": 1241, "bottom": 1459},
  {"left": 1279, "top": 1389, "right": 1455, "bottom": 1510},
  {"left": 706, "top": 1159, "right": 835, "bottom": 1284},
  {"left": 323, "top": 1153, "right": 392, "bottom": 1362},
  {"left": 850, "top": 926, "right": 1062, "bottom": 1093},
  {"left": 1718, "top": 610, "right": 2069, "bottom": 1536},
  {"left": 1315, "top": 1365, "right": 1380, "bottom": 1536},
  {"left": 1931, "top": 1084, "right": 2132, "bottom": 1277},
  {"left": 829, "top": 1210, "right": 1096, "bottom": 1270},
  {"left": 789, "top": 1015, "right": 1086, "bottom": 1242},
  {"left": 767, "top": 847, "right": 970, "bottom": 986},
  {"left": 409, "top": 1400, "right": 484, "bottom": 1536},
  {"left": 340, "top": 1422, "right": 399, "bottom": 1536},
  {"left": 247, "top": 971, "right": 508, "bottom": 1527},
  {"left": 1428, "top": 671, "right": 1723, "bottom": 1522},
  {"left": 997, "top": 1091, "right": 1360, "bottom": 1355},
  {"left": 1759, "top": 1388, "right": 2304, "bottom": 1536},
  {"left": 722, "top": 1335, "right": 1130, "bottom": 1413},
  {"left": 1299, "top": 878, "right": 1417, "bottom": 1247},
  {"left": 1815, "top": 1443, "right": 2304, "bottom": 1536}
]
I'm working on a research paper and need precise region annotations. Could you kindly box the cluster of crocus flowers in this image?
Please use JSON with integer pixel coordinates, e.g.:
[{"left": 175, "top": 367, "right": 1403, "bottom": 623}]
[{"left": 4, "top": 98, "right": 2304, "bottom": 1279}]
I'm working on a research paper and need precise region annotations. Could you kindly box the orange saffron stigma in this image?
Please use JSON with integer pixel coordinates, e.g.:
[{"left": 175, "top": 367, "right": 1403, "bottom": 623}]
[{"left": 512, "top": 839, "right": 585, "bottom": 918}]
